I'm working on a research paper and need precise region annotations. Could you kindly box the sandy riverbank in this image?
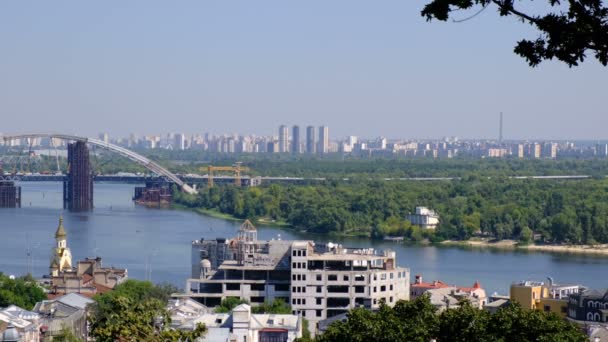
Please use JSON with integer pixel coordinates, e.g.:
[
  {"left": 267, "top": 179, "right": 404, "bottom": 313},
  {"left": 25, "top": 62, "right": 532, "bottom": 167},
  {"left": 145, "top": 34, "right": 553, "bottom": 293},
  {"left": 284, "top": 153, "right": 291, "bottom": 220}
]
[{"left": 441, "top": 239, "right": 608, "bottom": 256}]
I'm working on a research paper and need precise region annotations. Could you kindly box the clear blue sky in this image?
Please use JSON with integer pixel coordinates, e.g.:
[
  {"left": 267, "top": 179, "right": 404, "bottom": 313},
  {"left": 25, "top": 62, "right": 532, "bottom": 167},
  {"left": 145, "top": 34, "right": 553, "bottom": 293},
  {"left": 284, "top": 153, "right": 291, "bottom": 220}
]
[{"left": 0, "top": 1, "right": 606, "bottom": 140}]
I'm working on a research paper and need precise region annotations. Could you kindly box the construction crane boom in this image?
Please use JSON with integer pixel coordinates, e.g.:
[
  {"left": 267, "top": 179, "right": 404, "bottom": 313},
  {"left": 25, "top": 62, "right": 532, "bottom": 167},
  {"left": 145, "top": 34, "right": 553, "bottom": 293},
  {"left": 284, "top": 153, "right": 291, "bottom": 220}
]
[{"left": 202, "top": 162, "right": 250, "bottom": 187}]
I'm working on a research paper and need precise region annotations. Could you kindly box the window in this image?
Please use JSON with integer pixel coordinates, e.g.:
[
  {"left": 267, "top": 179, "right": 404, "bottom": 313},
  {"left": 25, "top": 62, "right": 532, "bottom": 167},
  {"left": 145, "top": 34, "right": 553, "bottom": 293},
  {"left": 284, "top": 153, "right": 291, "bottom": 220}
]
[
  {"left": 292, "top": 299, "right": 296, "bottom": 305},
  {"left": 316, "top": 274, "right": 322, "bottom": 281},
  {"left": 373, "top": 286, "right": 377, "bottom": 293},
  {"left": 328, "top": 275, "right": 338, "bottom": 281},
  {"left": 316, "top": 298, "right": 322, "bottom": 305},
  {"left": 292, "top": 274, "right": 296, "bottom": 281},
  {"left": 354, "top": 274, "right": 365, "bottom": 281},
  {"left": 343, "top": 275, "right": 349, "bottom": 281},
  {"left": 292, "top": 286, "right": 296, "bottom": 293},
  {"left": 390, "top": 284, "right": 393, "bottom": 291},
  {"left": 381, "top": 285, "right": 386, "bottom": 292},
  {"left": 317, "top": 286, "right": 322, "bottom": 293},
  {"left": 303, "top": 299, "right": 306, "bottom": 305},
  {"left": 544, "top": 305, "right": 551, "bottom": 312},
  {"left": 390, "top": 273, "right": 394, "bottom": 279},
  {"left": 292, "top": 262, "right": 296, "bottom": 269},
  {"left": 293, "top": 250, "right": 297, "bottom": 257},
  {"left": 316, "top": 310, "right": 322, "bottom": 317},
  {"left": 302, "top": 275, "right": 306, "bottom": 281},
  {"left": 226, "top": 283, "right": 240, "bottom": 291},
  {"left": 390, "top": 296, "right": 393, "bottom": 303}
]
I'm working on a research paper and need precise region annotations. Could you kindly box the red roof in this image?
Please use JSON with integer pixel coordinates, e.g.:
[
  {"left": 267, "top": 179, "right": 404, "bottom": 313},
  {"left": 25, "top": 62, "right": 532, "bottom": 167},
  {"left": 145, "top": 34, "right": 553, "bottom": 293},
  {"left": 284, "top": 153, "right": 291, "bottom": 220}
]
[{"left": 411, "top": 280, "right": 450, "bottom": 289}]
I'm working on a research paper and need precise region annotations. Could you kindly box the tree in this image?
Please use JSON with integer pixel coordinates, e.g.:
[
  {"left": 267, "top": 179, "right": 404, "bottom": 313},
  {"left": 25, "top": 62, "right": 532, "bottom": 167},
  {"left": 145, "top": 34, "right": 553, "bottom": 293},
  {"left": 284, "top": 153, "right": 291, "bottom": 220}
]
[
  {"left": 89, "top": 295, "right": 206, "bottom": 342},
  {"left": 215, "top": 297, "right": 249, "bottom": 313},
  {"left": 89, "top": 279, "right": 206, "bottom": 342},
  {"left": 313, "top": 296, "right": 587, "bottom": 341},
  {"left": 0, "top": 273, "right": 46, "bottom": 310},
  {"left": 251, "top": 298, "right": 292, "bottom": 314},
  {"left": 421, "top": 0, "right": 608, "bottom": 67}
]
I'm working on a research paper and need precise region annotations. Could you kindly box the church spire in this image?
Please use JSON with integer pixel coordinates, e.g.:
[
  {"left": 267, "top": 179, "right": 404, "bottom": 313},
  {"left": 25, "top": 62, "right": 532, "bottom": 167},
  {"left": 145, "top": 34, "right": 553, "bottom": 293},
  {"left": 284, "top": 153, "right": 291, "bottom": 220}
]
[{"left": 55, "top": 216, "right": 67, "bottom": 239}]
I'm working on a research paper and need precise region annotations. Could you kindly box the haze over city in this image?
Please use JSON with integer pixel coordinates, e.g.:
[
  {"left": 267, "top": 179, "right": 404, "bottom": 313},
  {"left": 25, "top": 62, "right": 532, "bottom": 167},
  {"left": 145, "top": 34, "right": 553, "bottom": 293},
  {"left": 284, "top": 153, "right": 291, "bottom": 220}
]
[{"left": 1, "top": 1, "right": 607, "bottom": 140}]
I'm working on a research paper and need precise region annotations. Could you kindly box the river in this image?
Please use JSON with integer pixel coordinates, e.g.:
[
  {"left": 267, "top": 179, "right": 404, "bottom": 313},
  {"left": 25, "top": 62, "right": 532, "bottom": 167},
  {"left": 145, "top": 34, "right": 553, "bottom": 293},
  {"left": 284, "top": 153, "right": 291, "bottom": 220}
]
[{"left": 0, "top": 182, "right": 606, "bottom": 295}]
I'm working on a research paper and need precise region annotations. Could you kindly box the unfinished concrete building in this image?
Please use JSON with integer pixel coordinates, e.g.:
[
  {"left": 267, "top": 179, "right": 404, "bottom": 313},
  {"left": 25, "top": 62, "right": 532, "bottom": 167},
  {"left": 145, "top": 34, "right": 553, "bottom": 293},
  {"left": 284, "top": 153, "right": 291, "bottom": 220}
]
[{"left": 184, "top": 220, "right": 410, "bottom": 330}]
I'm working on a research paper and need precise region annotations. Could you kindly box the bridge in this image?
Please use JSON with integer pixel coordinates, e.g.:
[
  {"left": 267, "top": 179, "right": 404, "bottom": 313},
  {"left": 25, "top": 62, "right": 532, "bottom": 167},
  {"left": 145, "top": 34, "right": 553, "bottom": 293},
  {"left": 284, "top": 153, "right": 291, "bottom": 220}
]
[{"left": 1, "top": 133, "right": 197, "bottom": 194}]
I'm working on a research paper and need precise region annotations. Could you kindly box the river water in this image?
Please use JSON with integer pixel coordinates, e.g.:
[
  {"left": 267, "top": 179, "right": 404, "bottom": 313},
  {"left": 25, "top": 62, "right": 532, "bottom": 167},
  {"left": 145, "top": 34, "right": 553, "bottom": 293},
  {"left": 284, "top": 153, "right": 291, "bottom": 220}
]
[{"left": 0, "top": 182, "right": 606, "bottom": 295}]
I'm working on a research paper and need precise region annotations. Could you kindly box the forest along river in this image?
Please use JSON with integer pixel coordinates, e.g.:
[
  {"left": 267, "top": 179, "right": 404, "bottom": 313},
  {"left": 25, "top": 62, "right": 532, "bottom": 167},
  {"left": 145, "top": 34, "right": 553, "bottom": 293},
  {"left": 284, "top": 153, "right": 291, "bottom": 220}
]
[{"left": 1, "top": 182, "right": 607, "bottom": 295}]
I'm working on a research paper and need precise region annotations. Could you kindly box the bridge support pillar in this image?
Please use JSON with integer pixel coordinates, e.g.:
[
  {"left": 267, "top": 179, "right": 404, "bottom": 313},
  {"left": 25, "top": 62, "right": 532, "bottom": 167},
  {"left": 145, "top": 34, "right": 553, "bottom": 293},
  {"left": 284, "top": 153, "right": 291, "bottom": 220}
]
[{"left": 63, "top": 141, "right": 93, "bottom": 211}]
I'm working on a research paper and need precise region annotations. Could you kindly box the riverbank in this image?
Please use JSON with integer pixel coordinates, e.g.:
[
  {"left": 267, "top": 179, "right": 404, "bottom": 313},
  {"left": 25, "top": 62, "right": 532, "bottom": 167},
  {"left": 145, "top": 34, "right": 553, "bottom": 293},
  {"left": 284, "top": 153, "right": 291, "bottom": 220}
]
[{"left": 441, "top": 239, "right": 608, "bottom": 256}]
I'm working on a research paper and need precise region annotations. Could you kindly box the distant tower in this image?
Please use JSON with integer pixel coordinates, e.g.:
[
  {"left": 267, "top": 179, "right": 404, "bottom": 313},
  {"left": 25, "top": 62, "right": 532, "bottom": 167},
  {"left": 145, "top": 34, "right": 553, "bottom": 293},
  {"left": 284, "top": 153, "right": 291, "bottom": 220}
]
[
  {"left": 278, "top": 125, "right": 289, "bottom": 153},
  {"left": 50, "top": 216, "right": 72, "bottom": 277},
  {"left": 291, "top": 125, "right": 300, "bottom": 154},
  {"left": 306, "top": 126, "right": 316, "bottom": 154},
  {"left": 318, "top": 126, "right": 329, "bottom": 154},
  {"left": 499, "top": 112, "right": 503, "bottom": 144}
]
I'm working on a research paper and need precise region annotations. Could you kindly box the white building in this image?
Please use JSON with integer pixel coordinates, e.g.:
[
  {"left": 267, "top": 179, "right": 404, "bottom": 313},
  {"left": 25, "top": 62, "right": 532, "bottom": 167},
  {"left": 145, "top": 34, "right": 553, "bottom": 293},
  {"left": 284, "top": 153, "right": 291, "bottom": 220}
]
[
  {"left": 171, "top": 303, "right": 302, "bottom": 342},
  {"left": 185, "top": 221, "right": 410, "bottom": 333},
  {"left": 406, "top": 207, "right": 440, "bottom": 230}
]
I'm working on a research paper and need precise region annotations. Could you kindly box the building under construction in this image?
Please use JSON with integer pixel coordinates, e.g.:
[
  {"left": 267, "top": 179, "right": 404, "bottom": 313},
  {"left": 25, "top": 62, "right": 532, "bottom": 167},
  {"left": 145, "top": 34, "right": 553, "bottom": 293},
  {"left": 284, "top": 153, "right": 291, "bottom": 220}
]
[
  {"left": 63, "top": 141, "right": 93, "bottom": 211},
  {"left": 133, "top": 182, "right": 172, "bottom": 207},
  {"left": 0, "top": 181, "right": 21, "bottom": 208}
]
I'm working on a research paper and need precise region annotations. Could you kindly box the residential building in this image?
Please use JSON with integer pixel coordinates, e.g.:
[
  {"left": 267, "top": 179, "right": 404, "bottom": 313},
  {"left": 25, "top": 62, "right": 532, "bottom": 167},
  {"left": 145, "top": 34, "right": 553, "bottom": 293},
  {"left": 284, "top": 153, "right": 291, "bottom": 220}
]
[
  {"left": 510, "top": 278, "right": 582, "bottom": 318},
  {"left": 317, "top": 126, "right": 329, "bottom": 154},
  {"left": 279, "top": 125, "right": 289, "bottom": 153},
  {"left": 567, "top": 288, "right": 608, "bottom": 323},
  {"left": 306, "top": 126, "right": 316, "bottom": 154},
  {"left": 0, "top": 306, "right": 40, "bottom": 342},
  {"left": 406, "top": 207, "right": 440, "bottom": 230},
  {"left": 184, "top": 220, "right": 410, "bottom": 331},
  {"left": 34, "top": 293, "right": 94, "bottom": 341},
  {"left": 425, "top": 287, "right": 486, "bottom": 312},
  {"left": 411, "top": 275, "right": 487, "bottom": 309},
  {"left": 291, "top": 126, "right": 300, "bottom": 154},
  {"left": 172, "top": 303, "right": 302, "bottom": 342}
]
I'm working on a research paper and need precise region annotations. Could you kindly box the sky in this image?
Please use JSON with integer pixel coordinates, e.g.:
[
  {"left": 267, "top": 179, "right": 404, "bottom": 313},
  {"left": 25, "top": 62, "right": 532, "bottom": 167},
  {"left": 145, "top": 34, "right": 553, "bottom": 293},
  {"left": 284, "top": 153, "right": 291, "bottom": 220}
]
[{"left": 0, "top": 1, "right": 606, "bottom": 140}]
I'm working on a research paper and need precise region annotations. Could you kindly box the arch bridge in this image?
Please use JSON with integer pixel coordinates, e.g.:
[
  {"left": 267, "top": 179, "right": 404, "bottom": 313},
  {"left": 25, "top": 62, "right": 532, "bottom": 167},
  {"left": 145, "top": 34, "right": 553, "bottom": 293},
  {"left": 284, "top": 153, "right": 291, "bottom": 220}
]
[{"left": 1, "top": 133, "right": 197, "bottom": 194}]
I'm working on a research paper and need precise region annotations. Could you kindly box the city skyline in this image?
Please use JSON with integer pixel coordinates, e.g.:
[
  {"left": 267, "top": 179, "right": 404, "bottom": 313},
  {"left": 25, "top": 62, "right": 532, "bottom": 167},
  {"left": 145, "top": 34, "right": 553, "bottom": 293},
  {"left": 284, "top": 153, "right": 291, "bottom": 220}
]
[{"left": 1, "top": 2, "right": 607, "bottom": 140}]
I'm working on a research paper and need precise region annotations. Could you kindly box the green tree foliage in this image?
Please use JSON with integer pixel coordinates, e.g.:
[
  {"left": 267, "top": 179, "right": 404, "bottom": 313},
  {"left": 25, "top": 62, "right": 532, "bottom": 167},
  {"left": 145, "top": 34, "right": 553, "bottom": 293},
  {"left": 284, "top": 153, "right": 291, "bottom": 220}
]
[
  {"left": 89, "top": 279, "right": 205, "bottom": 342},
  {"left": 175, "top": 176, "right": 608, "bottom": 245},
  {"left": 0, "top": 273, "right": 46, "bottom": 310},
  {"left": 421, "top": 0, "right": 608, "bottom": 67},
  {"left": 251, "top": 298, "right": 292, "bottom": 314},
  {"left": 311, "top": 296, "right": 586, "bottom": 342},
  {"left": 215, "top": 297, "right": 249, "bottom": 313}
]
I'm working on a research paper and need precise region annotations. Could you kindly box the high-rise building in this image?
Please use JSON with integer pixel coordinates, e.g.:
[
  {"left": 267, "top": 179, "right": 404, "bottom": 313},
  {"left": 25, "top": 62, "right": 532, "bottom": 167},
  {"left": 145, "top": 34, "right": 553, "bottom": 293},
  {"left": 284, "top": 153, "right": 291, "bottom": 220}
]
[
  {"left": 291, "top": 125, "right": 300, "bottom": 154},
  {"left": 174, "top": 133, "right": 186, "bottom": 150},
  {"left": 318, "top": 126, "right": 329, "bottom": 154},
  {"left": 499, "top": 112, "right": 503, "bottom": 144},
  {"left": 98, "top": 133, "right": 109, "bottom": 143},
  {"left": 279, "top": 125, "right": 289, "bottom": 153},
  {"left": 306, "top": 126, "right": 316, "bottom": 154}
]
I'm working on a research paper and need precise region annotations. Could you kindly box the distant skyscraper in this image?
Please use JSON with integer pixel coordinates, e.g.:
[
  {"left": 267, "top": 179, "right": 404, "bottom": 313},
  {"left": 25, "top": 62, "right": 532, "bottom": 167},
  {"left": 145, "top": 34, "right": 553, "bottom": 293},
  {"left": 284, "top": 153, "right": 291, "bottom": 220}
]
[
  {"left": 278, "top": 125, "right": 289, "bottom": 153},
  {"left": 291, "top": 125, "right": 300, "bottom": 154},
  {"left": 499, "top": 112, "right": 503, "bottom": 144},
  {"left": 318, "top": 126, "right": 329, "bottom": 154},
  {"left": 98, "top": 133, "right": 109, "bottom": 143},
  {"left": 306, "top": 126, "right": 316, "bottom": 154}
]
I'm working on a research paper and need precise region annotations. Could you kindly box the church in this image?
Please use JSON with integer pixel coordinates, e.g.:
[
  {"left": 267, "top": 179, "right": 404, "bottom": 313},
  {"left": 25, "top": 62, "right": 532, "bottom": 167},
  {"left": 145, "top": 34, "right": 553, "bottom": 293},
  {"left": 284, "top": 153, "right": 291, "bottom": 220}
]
[{"left": 48, "top": 217, "right": 128, "bottom": 298}]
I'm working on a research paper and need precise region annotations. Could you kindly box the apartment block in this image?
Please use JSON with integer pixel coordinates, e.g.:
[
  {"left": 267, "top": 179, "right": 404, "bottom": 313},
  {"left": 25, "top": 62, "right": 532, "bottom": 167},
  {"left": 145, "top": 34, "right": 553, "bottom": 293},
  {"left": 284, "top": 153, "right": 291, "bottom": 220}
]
[{"left": 184, "top": 221, "right": 410, "bottom": 330}]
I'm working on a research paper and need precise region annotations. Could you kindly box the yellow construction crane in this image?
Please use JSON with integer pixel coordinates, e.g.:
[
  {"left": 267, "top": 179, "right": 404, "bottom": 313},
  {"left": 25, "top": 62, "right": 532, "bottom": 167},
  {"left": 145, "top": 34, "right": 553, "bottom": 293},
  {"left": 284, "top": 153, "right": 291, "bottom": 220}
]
[{"left": 202, "top": 162, "right": 250, "bottom": 187}]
